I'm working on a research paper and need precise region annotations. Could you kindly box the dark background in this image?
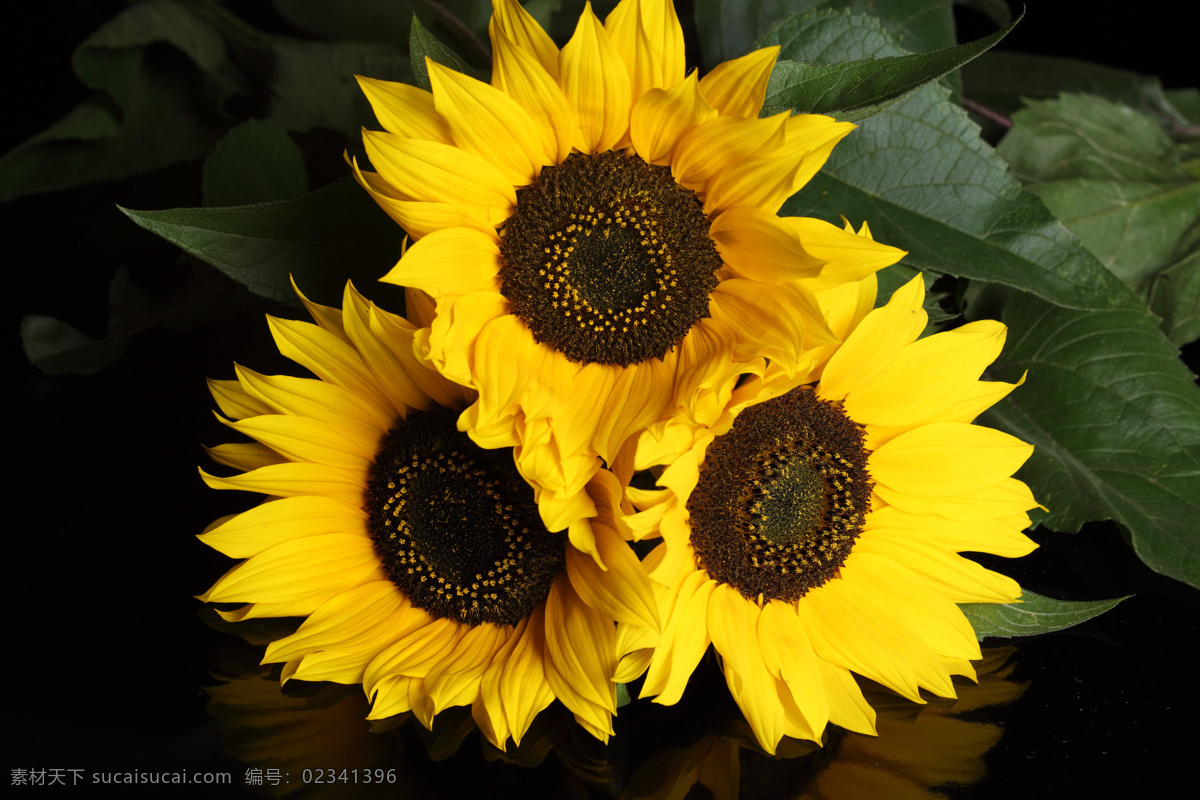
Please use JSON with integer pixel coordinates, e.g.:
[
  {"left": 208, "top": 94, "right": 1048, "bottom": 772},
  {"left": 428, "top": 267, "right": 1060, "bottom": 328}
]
[{"left": 6, "top": 1, "right": 1196, "bottom": 797}]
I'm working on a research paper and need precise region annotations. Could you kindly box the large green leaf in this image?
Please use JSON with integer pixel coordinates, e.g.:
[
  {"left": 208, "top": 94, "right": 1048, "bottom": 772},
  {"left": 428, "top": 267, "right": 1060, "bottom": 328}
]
[
  {"left": 979, "top": 295, "right": 1200, "bottom": 589},
  {"left": 269, "top": 0, "right": 419, "bottom": 45},
  {"left": 1147, "top": 230, "right": 1200, "bottom": 345},
  {"left": 997, "top": 95, "right": 1200, "bottom": 343},
  {"left": 120, "top": 178, "right": 408, "bottom": 309},
  {"left": 761, "top": 10, "right": 1019, "bottom": 121},
  {"left": 0, "top": 0, "right": 230, "bottom": 200},
  {"left": 695, "top": 0, "right": 956, "bottom": 71},
  {"left": 409, "top": 14, "right": 488, "bottom": 92},
  {"left": 961, "top": 590, "right": 1126, "bottom": 640},
  {"left": 202, "top": 120, "right": 307, "bottom": 207},
  {"left": 1000, "top": 94, "right": 1192, "bottom": 185},
  {"left": 776, "top": 66, "right": 1139, "bottom": 309},
  {"left": 962, "top": 51, "right": 1192, "bottom": 128},
  {"left": 0, "top": 0, "right": 409, "bottom": 199},
  {"left": 21, "top": 266, "right": 230, "bottom": 375}
]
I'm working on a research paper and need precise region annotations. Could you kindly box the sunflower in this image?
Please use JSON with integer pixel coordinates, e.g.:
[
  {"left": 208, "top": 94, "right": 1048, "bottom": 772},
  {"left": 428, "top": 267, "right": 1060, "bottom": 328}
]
[
  {"left": 619, "top": 273, "right": 1040, "bottom": 754},
  {"left": 197, "top": 282, "right": 658, "bottom": 748},
  {"left": 352, "top": 0, "right": 906, "bottom": 553}
]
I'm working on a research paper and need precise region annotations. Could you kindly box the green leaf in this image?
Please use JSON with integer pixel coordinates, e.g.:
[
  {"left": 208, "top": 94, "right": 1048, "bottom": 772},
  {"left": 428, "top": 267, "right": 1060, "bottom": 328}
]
[
  {"left": 761, "top": 10, "right": 1019, "bottom": 122},
  {"left": 616, "top": 682, "right": 631, "bottom": 709},
  {"left": 695, "top": 0, "right": 800, "bottom": 69},
  {"left": 998, "top": 95, "right": 1200, "bottom": 342},
  {"left": 961, "top": 51, "right": 1191, "bottom": 128},
  {"left": 696, "top": 0, "right": 957, "bottom": 71},
  {"left": 754, "top": 7, "right": 903, "bottom": 65},
  {"left": 409, "top": 14, "right": 487, "bottom": 93},
  {"left": 269, "top": 0, "right": 418, "bottom": 45},
  {"left": 0, "top": 0, "right": 229, "bottom": 200},
  {"left": 961, "top": 590, "right": 1126, "bottom": 640},
  {"left": 263, "top": 37, "right": 409, "bottom": 135},
  {"left": 120, "top": 177, "right": 408, "bottom": 309},
  {"left": 21, "top": 266, "right": 229, "bottom": 375},
  {"left": 21, "top": 315, "right": 132, "bottom": 376},
  {"left": 1165, "top": 88, "right": 1200, "bottom": 125},
  {"left": 1147, "top": 235, "right": 1200, "bottom": 345},
  {"left": 1001, "top": 94, "right": 1191, "bottom": 184},
  {"left": 978, "top": 295, "right": 1200, "bottom": 589},
  {"left": 202, "top": 121, "right": 307, "bottom": 207},
  {"left": 780, "top": 89, "right": 1140, "bottom": 310}
]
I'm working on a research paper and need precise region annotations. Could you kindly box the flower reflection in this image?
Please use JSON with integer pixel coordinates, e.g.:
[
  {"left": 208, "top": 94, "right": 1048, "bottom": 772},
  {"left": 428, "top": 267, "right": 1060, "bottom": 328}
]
[
  {"left": 618, "top": 648, "right": 1027, "bottom": 800},
  {"left": 204, "top": 612, "right": 1023, "bottom": 800}
]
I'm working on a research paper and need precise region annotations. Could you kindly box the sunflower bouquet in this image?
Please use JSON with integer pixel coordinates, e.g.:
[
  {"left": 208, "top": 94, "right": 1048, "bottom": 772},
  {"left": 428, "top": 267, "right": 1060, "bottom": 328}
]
[{"left": 11, "top": 0, "right": 1197, "bottom": 789}]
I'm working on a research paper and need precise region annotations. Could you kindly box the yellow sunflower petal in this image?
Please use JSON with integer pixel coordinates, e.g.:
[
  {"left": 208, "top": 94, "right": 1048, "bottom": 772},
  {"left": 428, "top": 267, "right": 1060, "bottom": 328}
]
[
  {"left": 498, "top": 604, "right": 557, "bottom": 746},
  {"left": 670, "top": 113, "right": 786, "bottom": 193},
  {"left": 866, "top": 505, "right": 1038, "bottom": 558},
  {"left": 199, "top": 463, "right": 364, "bottom": 506},
  {"left": 702, "top": 120, "right": 849, "bottom": 216},
  {"left": 199, "top": 494, "right": 366, "bottom": 559},
  {"left": 352, "top": 158, "right": 502, "bottom": 239},
  {"left": 604, "top": 0, "right": 686, "bottom": 104},
  {"left": 709, "top": 278, "right": 835, "bottom": 368},
  {"left": 870, "top": 422, "right": 1033, "bottom": 498},
  {"left": 559, "top": 3, "right": 632, "bottom": 153},
  {"left": 292, "top": 279, "right": 349, "bottom": 341},
  {"left": 382, "top": 227, "right": 502, "bottom": 298},
  {"left": 799, "top": 577, "right": 951, "bottom": 703},
  {"left": 630, "top": 72, "right": 717, "bottom": 165},
  {"left": 698, "top": 46, "right": 779, "bottom": 118},
  {"left": 816, "top": 657, "right": 877, "bottom": 735},
  {"left": 472, "top": 616, "right": 527, "bottom": 748},
  {"left": 342, "top": 284, "right": 440, "bottom": 417},
  {"left": 264, "top": 581, "right": 417, "bottom": 679},
  {"left": 565, "top": 518, "right": 659, "bottom": 629},
  {"left": 267, "top": 316, "right": 392, "bottom": 413},
  {"left": 428, "top": 60, "right": 545, "bottom": 186},
  {"left": 844, "top": 320, "right": 1007, "bottom": 428},
  {"left": 205, "top": 442, "right": 286, "bottom": 472},
  {"left": 356, "top": 75, "right": 452, "bottom": 143},
  {"left": 199, "top": 533, "right": 384, "bottom": 615},
  {"left": 642, "top": 570, "right": 717, "bottom": 704},
  {"left": 490, "top": 26, "right": 579, "bottom": 163},
  {"left": 758, "top": 601, "right": 829, "bottom": 741},
  {"left": 234, "top": 365, "right": 393, "bottom": 434},
  {"left": 361, "top": 130, "right": 516, "bottom": 211},
  {"left": 425, "top": 622, "right": 511, "bottom": 716},
  {"left": 939, "top": 373, "right": 1027, "bottom": 425},
  {"left": 227, "top": 414, "right": 375, "bottom": 472},
  {"left": 786, "top": 215, "right": 908, "bottom": 290},
  {"left": 843, "top": 551, "right": 982, "bottom": 662},
  {"left": 709, "top": 206, "right": 827, "bottom": 282},
  {"left": 818, "top": 274, "right": 927, "bottom": 402},
  {"left": 368, "top": 302, "right": 474, "bottom": 411},
  {"left": 707, "top": 584, "right": 785, "bottom": 753},
  {"left": 425, "top": 290, "right": 510, "bottom": 389},
  {"left": 853, "top": 529, "right": 1023, "bottom": 602},
  {"left": 876, "top": 476, "right": 1042, "bottom": 522},
  {"left": 209, "top": 378, "right": 273, "bottom": 420},
  {"left": 365, "top": 617, "right": 465, "bottom": 685},
  {"left": 489, "top": 0, "right": 559, "bottom": 79},
  {"left": 543, "top": 576, "right": 617, "bottom": 737}
]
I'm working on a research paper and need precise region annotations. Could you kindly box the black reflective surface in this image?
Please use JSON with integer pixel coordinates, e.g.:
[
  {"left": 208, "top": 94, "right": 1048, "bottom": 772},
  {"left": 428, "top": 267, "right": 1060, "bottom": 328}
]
[{"left": 9, "top": 2, "right": 1197, "bottom": 797}]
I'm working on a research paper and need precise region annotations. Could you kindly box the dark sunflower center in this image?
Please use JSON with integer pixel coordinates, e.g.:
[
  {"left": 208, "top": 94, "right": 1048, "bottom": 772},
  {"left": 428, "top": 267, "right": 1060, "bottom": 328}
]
[
  {"left": 498, "top": 151, "right": 722, "bottom": 366},
  {"left": 366, "top": 406, "right": 563, "bottom": 626},
  {"left": 686, "top": 388, "right": 873, "bottom": 602}
]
